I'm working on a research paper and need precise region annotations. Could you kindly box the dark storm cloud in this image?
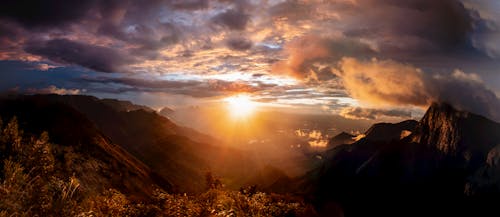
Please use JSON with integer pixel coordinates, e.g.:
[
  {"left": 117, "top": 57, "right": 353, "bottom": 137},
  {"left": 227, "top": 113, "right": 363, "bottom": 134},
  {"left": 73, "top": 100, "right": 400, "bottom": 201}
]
[
  {"left": 0, "top": 0, "right": 97, "bottom": 28},
  {"left": 0, "top": 0, "right": 211, "bottom": 29},
  {"left": 226, "top": 37, "right": 253, "bottom": 51},
  {"left": 0, "top": 0, "right": 212, "bottom": 68},
  {"left": 432, "top": 70, "right": 500, "bottom": 122},
  {"left": 211, "top": 9, "right": 250, "bottom": 30},
  {"left": 24, "top": 39, "right": 134, "bottom": 73},
  {"left": 345, "top": 0, "right": 480, "bottom": 53},
  {"left": 0, "top": 21, "right": 24, "bottom": 52},
  {"left": 269, "top": 0, "right": 486, "bottom": 63},
  {"left": 98, "top": 22, "right": 181, "bottom": 59}
]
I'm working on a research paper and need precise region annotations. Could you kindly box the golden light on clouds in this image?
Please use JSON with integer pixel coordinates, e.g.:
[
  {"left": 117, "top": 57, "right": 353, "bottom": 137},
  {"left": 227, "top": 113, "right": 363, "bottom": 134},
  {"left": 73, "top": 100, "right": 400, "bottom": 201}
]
[{"left": 224, "top": 94, "right": 258, "bottom": 120}]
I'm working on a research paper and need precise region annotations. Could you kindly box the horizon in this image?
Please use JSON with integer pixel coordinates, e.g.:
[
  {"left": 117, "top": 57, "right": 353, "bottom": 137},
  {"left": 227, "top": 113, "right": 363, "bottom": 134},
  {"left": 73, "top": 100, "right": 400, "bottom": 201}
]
[
  {"left": 1, "top": 1, "right": 500, "bottom": 215},
  {"left": 0, "top": 0, "right": 499, "bottom": 124}
]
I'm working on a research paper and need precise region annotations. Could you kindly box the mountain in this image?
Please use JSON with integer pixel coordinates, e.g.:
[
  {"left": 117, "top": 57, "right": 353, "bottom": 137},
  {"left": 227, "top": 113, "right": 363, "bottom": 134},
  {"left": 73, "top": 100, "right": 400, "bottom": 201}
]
[
  {"left": 413, "top": 102, "right": 500, "bottom": 159},
  {"left": 0, "top": 94, "right": 257, "bottom": 193},
  {"left": 363, "top": 119, "right": 418, "bottom": 142},
  {"left": 159, "top": 107, "right": 174, "bottom": 117},
  {"left": 100, "top": 98, "right": 155, "bottom": 112},
  {"left": 244, "top": 165, "right": 292, "bottom": 193},
  {"left": 327, "top": 132, "right": 355, "bottom": 147},
  {"left": 305, "top": 102, "right": 500, "bottom": 217},
  {"left": 0, "top": 96, "right": 170, "bottom": 198}
]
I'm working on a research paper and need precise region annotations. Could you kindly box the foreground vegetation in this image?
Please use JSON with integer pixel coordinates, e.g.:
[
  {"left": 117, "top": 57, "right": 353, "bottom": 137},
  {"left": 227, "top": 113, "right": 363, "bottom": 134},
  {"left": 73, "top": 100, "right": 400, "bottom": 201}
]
[{"left": 0, "top": 117, "right": 313, "bottom": 216}]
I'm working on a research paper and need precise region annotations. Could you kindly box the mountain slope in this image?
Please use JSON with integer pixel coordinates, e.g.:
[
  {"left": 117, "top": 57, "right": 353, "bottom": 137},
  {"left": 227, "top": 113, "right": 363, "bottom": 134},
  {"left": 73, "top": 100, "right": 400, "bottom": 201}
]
[
  {"left": 306, "top": 102, "right": 500, "bottom": 216},
  {"left": 0, "top": 96, "right": 171, "bottom": 197},
  {"left": 3, "top": 94, "right": 258, "bottom": 193}
]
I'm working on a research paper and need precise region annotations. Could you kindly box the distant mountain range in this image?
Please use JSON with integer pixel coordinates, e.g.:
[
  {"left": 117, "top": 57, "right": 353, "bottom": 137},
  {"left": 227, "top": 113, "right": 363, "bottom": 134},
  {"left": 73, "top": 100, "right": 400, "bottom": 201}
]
[
  {"left": 2, "top": 95, "right": 500, "bottom": 216},
  {"left": 302, "top": 102, "right": 500, "bottom": 216},
  {"left": 0, "top": 94, "right": 263, "bottom": 194}
]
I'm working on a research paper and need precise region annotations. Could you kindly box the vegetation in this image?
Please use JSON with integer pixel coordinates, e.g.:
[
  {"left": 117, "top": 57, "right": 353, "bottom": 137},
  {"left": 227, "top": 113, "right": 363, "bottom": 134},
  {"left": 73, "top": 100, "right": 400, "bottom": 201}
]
[{"left": 0, "top": 117, "right": 314, "bottom": 216}]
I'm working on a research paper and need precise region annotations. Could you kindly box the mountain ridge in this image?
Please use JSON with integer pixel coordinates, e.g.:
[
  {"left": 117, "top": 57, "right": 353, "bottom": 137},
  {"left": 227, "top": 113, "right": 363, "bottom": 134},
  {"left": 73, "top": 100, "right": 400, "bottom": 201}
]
[
  {"left": 0, "top": 96, "right": 171, "bottom": 197},
  {"left": 0, "top": 94, "right": 260, "bottom": 193},
  {"left": 305, "top": 102, "right": 500, "bottom": 216}
]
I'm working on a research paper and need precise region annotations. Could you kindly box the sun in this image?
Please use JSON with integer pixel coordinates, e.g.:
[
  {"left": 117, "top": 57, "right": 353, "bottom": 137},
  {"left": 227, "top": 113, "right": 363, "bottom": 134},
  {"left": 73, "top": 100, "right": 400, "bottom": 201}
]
[{"left": 224, "top": 94, "right": 257, "bottom": 119}]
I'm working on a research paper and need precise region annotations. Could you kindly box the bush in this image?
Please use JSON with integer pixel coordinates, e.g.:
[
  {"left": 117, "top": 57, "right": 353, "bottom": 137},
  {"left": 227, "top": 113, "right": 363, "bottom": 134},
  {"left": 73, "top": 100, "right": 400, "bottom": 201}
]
[{"left": 0, "top": 117, "right": 315, "bottom": 216}]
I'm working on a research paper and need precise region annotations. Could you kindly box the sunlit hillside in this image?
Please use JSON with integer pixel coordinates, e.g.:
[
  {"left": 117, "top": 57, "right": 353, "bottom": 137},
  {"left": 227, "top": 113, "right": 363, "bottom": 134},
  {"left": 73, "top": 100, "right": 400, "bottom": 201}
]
[{"left": 1, "top": 0, "right": 500, "bottom": 216}]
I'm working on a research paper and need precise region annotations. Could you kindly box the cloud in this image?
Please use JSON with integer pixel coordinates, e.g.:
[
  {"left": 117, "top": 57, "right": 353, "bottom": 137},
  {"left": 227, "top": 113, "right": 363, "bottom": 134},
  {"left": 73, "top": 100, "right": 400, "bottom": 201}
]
[
  {"left": 308, "top": 139, "right": 328, "bottom": 148},
  {"left": 24, "top": 39, "right": 134, "bottom": 73},
  {"left": 34, "top": 63, "right": 58, "bottom": 71},
  {"left": 168, "top": 0, "right": 209, "bottom": 10},
  {"left": 26, "top": 85, "right": 83, "bottom": 95},
  {"left": 226, "top": 37, "right": 253, "bottom": 51},
  {"left": 268, "top": 0, "right": 314, "bottom": 21},
  {"left": 79, "top": 76, "right": 276, "bottom": 98},
  {"left": 269, "top": 0, "right": 494, "bottom": 79},
  {"left": 97, "top": 22, "right": 181, "bottom": 59},
  {"left": 351, "top": 0, "right": 478, "bottom": 51},
  {"left": 336, "top": 57, "right": 500, "bottom": 121},
  {"left": 432, "top": 70, "right": 500, "bottom": 121},
  {"left": 211, "top": 9, "right": 250, "bottom": 30},
  {"left": 271, "top": 35, "right": 375, "bottom": 79},
  {"left": 337, "top": 57, "right": 431, "bottom": 106},
  {"left": 308, "top": 130, "right": 323, "bottom": 140},
  {"left": 0, "top": 0, "right": 498, "bottom": 118},
  {"left": 295, "top": 129, "right": 307, "bottom": 137},
  {"left": 0, "top": 0, "right": 96, "bottom": 28},
  {"left": 340, "top": 107, "right": 413, "bottom": 120}
]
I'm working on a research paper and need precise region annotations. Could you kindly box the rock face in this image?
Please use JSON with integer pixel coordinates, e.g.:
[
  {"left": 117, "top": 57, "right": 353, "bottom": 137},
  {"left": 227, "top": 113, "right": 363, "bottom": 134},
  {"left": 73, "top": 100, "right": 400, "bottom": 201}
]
[
  {"left": 413, "top": 102, "right": 500, "bottom": 163},
  {"left": 307, "top": 102, "right": 500, "bottom": 217},
  {"left": 413, "top": 102, "right": 463, "bottom": 153}
]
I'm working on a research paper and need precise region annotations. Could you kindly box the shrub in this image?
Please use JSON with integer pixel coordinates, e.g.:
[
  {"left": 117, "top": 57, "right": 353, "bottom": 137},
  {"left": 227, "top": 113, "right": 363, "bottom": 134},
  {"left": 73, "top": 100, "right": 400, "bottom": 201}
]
[{"left": 0, "top": 117, "right": 315, "bottom": 216}]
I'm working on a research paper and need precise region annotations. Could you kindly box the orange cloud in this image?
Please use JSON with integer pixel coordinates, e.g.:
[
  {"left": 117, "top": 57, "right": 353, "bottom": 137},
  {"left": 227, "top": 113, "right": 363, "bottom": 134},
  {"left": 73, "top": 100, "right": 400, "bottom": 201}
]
[
  {"left": 26, "top": 85, "right": 83, "bottom": 95},
  {"left": 271, "top": 35, "right": 330, "bottom": 79},
  {"left": 337, "top": 57, "right": 432, "bottom": 107},
  {"left": 336, "top": 57, "right": 500, "bottom": 121},
  {"left": 339, "top": 106, "right": 413, "bottom": 120},
  {"left": 271, "top": 35, "right": 375, "bottom": 81}
]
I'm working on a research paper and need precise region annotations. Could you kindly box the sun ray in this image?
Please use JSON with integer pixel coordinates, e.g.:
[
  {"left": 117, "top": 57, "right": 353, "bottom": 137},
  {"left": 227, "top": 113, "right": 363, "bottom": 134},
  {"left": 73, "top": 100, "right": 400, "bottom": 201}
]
[{"left": 224, "top": 94, "right": 257, "bottom": 120}]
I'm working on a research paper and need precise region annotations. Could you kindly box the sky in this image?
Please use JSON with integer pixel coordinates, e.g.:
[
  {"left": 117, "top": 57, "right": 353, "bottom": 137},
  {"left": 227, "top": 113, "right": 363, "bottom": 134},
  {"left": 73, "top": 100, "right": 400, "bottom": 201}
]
[{"left": 1, "top": 0, "right": 499, "bottom": 122}]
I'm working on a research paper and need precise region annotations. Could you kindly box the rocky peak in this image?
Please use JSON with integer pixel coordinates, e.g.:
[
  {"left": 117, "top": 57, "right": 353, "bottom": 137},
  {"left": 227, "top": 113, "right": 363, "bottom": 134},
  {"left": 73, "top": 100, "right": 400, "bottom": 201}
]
[
  {"left": 412, "top": 102, "right": 466, "bottom": 153},
  {"left": 413, "top": 102, "right": 500, "bottom": 156}
]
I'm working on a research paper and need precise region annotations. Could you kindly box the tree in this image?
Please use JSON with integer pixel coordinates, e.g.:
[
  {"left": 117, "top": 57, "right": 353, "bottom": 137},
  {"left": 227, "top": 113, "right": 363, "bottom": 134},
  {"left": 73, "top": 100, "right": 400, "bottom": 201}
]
[{"left": 205, "top": 171, "right": 222, "bottom": 190}]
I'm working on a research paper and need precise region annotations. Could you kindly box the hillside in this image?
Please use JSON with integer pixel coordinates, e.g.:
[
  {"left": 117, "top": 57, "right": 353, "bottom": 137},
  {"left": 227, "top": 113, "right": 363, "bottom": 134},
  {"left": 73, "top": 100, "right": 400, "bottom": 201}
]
[
  {"left": 0, "top": 94, "right": 259, "bottom": 193},
  {"left": 0, "top": 95, "right": 313, "bottom": 216},
  {"left": 0, "top": 96, "right": 170, "bottom": 197}
]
